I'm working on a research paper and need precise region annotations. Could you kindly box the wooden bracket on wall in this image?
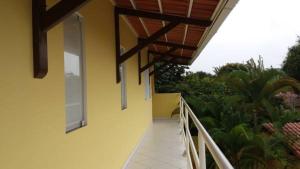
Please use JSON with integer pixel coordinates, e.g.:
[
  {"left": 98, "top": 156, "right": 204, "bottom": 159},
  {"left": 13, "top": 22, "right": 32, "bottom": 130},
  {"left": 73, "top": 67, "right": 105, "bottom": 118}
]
[
  {"left": 138, "top": 50, "right": 151, "bottom": 85},
  {"left": 137, "top": 47, "right": 177, "bottom": 86},
  {"left": 139, "top": 47, "right": 177, "bottom": 73},
  {"left": 32, "top": 0, "right": 90, "bottom": 78}
]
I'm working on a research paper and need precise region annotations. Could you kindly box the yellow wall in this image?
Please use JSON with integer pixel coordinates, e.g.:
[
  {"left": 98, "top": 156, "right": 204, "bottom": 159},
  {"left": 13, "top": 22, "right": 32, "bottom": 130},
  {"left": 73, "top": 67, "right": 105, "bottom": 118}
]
[
  {"left": 0, "top": 0, "right": 152, "bottom": 169},
  {"left": 152, "top": 93, "right": 181, "bottom": 118}
]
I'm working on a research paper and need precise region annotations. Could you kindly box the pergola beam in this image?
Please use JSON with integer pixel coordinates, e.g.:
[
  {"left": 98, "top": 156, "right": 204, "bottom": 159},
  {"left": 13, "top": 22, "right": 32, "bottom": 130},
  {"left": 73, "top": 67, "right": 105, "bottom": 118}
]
[
  {"left": 32, "top": 0, "right": 91, "bottom": 78},
  {"left": 118, "top": 21, "right": 180, "bottom": 64},
  {"left": 114, "top": 6, "right": 209, "bottom": 83},
  {"left": 149, "top": 51, "right": 192, "bottom": 60},
  {"left": 43, "top": 0, "right": 91, "bottom": 32},
  {"left": 115, "top": 6, "right": 181, "bottom": 82},
  {"left": 139, "top": 47, "right": 177, "bottom": 73},
  {"left": 116, "top": 7, "right": 212, "bottom": 27},
  {"left": 165, "top": 59, "right": 190, "bottom": 65},
  {"left": 138, "top": 51, "right": 142, "bottom": 85},
  {"left": 139, "top": 39, "right": 197, "bottom": 50}
]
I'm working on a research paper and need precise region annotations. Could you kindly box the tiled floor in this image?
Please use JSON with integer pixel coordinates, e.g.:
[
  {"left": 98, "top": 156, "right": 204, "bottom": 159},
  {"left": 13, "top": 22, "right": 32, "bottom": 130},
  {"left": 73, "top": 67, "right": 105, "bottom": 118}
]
[{"left": 125, "top": 119, "right": 188, "bottom": 169}]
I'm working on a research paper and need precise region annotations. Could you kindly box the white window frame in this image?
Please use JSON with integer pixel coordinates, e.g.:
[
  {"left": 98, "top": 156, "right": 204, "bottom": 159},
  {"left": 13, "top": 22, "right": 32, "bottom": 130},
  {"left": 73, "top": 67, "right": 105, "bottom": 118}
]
[
  {"left": 144, "top": 69, "right": 151, "bottom": 100},
  {"left": 64, "top": 13, "right": 87, "bottom": 133},
  {"left": 120, "top": 47, "right": 127, "bottom": 110}
]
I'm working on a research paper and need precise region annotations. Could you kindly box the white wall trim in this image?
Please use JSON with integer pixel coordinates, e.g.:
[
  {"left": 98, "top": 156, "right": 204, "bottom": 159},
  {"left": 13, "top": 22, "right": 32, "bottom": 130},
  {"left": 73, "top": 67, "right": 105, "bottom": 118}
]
[{"left": 153, "top": 117, "right": 180, "bottom": 120}]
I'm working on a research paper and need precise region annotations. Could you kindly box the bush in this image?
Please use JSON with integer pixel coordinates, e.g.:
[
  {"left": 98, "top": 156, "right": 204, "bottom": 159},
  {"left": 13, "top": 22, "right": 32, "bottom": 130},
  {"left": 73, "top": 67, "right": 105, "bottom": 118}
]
[{"left": 282, "top": 38, "right": 300, "bottom": 81}]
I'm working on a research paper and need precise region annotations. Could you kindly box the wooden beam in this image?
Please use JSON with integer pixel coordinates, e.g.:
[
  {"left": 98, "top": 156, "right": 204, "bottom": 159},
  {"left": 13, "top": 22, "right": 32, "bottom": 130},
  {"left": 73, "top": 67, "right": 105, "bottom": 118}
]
[
  {"left": 140, "top": 47, "right": 177, "bottom": 73},
  {"left": 138, "top": 51, "right": 142, "bottom": 85},
  {"left": 33, "top": 0, "right": 48, "bottom": 78},
  {"left": 140, "top": 39, "right": 197, "bottom": 50},
  {"left": 149, "top": 70, "right": 154, "bottom": 76},
  {"left": 43, "top": 0, "right": 91, "bottom": 31},
  {"left": 32, "top": 0, "right": 91, "bottom": 79},
  {"left": 166, "top": 59, "right": 190, "bottom": 65},
  {"left": 118, "top": 21, "right": 180, "bottom": 64},
  {"left": 115, "top": 7, "right": 121, "bottom": 83},
  {"left": 149, "top": 51, "right": 192, "bottom": 60},
  {"left": 116, "top": 7, "right": 212, "bottom": 27},
  {"left": 147, "top": 51, "right": 150, "bottom": 63}
]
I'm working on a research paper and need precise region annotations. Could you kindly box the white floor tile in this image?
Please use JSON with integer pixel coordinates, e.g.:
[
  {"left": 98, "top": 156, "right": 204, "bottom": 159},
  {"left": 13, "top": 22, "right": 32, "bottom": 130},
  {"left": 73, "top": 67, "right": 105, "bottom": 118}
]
[{"left": 125, "top": 119, "right": 188, "bottom": 169}]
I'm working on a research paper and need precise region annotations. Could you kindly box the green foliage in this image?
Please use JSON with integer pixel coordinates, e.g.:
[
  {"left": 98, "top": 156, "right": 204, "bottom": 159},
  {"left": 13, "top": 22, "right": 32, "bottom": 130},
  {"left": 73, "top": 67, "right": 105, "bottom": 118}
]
[
  {"left": 222, "top": 57, "right": 300, "bottom": 129},
  {"left": 185, "top": 71, "right": 213, "bottom": 80},
  {"left": 155, "top": 64, "right": 188, "bottom": 93},
  {"left": 214, "top": 62, "right": 248, "bottom": 76},
  {"left": 155, "top": 56, "right": 300, "bottom": 168},
  {"left": 282, "top": 37, "right": 300, "bottom": 80}
]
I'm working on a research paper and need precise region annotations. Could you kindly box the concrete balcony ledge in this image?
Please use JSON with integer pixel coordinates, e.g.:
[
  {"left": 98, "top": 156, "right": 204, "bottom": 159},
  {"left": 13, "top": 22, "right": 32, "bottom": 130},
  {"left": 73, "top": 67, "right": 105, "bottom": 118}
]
[{"left": 125, "top": 119, "right": 188, "bottom": 169}]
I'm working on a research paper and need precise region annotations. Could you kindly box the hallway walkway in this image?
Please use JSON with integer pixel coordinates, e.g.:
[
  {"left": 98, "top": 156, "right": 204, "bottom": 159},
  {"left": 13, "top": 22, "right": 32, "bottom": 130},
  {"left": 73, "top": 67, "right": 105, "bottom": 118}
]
[{"left": 125, "top": 119, "right": 188, "bottom": 169}]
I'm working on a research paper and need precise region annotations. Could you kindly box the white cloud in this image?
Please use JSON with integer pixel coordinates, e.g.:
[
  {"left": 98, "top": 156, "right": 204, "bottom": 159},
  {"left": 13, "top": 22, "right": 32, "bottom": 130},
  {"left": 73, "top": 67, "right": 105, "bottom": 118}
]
[{"left": 190, "top": 0, "right": 300, "bottom": 73}]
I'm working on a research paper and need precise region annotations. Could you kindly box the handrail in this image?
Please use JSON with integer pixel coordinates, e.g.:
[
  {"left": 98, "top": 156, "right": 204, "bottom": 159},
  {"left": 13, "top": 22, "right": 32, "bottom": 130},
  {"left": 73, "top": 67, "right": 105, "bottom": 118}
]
[{"left": 180, "top": 97, "right": 234, "bottom": 169}]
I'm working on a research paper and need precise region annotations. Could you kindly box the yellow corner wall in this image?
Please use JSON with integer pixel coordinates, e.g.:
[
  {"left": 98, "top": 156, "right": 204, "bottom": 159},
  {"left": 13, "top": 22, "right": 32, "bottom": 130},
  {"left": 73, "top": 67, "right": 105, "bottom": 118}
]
[
  {"left": 152, "top": 93, "right": 181, "bottom": 119},
  {"left": 0, "top": 0, "right": 152, "bottom": 169}
]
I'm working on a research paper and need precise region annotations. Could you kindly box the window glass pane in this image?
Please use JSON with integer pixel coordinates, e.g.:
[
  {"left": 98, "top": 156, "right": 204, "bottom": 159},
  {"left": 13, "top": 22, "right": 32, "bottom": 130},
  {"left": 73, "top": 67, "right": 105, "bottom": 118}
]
[
  {"left": 120, "top": 63, "right": 127, "bottom": 109},
  {"left": 144, "top": 69, "right": 150, "bottom": 100},
  {"left": 64, "top": 14, "right": 85, "bottom": 132},
  {"left": 120, "top": 47, "right": 127, "bottom": 109},
  {"left": 149, "top": 76, "right": 152, "bottom": 98}
]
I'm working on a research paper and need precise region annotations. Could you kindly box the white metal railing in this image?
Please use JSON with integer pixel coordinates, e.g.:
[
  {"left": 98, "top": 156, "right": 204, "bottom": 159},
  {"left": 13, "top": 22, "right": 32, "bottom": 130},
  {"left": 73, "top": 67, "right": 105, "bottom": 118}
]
[{"left": 179, "top": 97, "right": 234, "bottom": 169}]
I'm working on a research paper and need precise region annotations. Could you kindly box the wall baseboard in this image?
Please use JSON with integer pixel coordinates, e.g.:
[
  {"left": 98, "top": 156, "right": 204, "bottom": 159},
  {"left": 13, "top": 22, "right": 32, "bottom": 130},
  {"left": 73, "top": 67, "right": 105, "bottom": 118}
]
[
  {"left": 153, "top": 116, "right": 179, "bottom": 120},
  {"left": 153, "top": 117, "right": 171, "bottom": 120}
]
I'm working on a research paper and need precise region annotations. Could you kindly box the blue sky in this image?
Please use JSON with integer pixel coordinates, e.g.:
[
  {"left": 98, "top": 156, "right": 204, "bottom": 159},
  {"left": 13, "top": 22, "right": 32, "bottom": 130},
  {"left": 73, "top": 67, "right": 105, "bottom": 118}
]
[{"left": 190, "top": 0, "right": 300, "bottom": 73}]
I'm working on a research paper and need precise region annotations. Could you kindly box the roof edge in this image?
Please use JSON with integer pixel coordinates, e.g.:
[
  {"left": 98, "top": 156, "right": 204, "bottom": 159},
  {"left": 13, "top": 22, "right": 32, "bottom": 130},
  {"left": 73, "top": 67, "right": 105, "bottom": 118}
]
[{"left": 190, "top": 0, "right": 239, "bottom": 64}]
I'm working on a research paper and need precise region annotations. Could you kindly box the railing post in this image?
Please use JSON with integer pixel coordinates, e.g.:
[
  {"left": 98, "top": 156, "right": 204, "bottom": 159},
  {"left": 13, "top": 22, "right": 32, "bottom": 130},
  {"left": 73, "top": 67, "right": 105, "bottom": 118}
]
[
  {"left": 198, "top": 131, "right": 206, "bottom": 169},
  {"left": 181, "top": 97, "right": 234, "bottom": 169},
  {"left": 180, "top": 98, "right": 184, "bottom": 134},
  {"left": 179, "top": 97, "right": 183, "bottom": 129},
  {"left": 185, "top": 106, "right": 192, "bottom": 168}
]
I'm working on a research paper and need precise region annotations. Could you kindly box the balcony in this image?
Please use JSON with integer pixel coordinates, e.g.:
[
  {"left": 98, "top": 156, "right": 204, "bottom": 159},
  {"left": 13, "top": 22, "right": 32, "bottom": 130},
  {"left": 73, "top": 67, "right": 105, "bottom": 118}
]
[{"left": 125, "top": 96, "right": 233, "bottom": 169}]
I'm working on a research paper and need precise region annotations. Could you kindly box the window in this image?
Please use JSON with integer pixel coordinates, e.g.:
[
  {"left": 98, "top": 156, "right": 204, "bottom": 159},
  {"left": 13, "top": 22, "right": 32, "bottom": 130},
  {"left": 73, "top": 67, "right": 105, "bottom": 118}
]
[
  {"left": 120, "top": 47, "right": 127, "bottom": 110},
  {"left": 64, "top": 14, "right": 86, "bottom": 132},
  {"left": 144, "top": 69, "right": 151, "bottom": 100}
]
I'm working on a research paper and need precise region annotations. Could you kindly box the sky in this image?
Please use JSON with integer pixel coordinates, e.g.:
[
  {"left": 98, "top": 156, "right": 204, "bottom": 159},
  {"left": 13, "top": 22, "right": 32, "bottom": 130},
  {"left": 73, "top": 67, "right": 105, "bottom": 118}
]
[{"left": 189, "top": 0, "right": 300, "bottom": 74}]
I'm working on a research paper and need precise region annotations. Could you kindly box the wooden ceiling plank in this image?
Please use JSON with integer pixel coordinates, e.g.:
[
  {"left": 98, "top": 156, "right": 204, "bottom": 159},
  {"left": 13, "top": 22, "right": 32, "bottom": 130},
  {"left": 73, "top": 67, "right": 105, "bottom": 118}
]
[
  {"left": 116, "top": 7, "right": 212, "bottom": 27},
  {"left": 140, "top": 39, "right": 197, "bottom": 50},
  {"left": 129, "top": 0, "right": 159, "bottom": 51},
  {"left": 157, "top": 0, "right": 168, "bottom": 47},
  {"left": 181, "top": 0, "right": 194, "bottom": 56},
  {"left": 149, "top": 50, "right": 192, "bottom": 60}
]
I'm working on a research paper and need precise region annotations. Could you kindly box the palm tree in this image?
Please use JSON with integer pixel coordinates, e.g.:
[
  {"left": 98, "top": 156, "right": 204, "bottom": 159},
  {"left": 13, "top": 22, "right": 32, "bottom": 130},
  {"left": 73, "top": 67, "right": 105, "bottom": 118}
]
[
  {"left": 223, "top": 57, "right": 300, "bottom": 128},
  {"left": 203, "top": 58, "right": 300, "bottom": 168}
]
